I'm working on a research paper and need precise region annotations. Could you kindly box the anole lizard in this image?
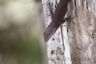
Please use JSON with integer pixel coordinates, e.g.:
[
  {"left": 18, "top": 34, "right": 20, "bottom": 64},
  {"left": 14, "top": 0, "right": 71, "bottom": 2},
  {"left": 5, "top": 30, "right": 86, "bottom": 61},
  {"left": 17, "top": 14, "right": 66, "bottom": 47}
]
[{"left": 44, "top": 0, "right": 71, "bottom": 42}]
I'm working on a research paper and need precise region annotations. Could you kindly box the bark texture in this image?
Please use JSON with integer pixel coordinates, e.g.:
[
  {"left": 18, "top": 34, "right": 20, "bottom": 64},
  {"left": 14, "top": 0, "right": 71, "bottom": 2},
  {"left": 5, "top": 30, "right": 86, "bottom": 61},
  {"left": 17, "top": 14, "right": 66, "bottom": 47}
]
[
  {"left": 68, "top": 0, "right": 96, "bottom": 64},
  {"left": 42, "top": 0, "right": 96, "bottom": 64}
]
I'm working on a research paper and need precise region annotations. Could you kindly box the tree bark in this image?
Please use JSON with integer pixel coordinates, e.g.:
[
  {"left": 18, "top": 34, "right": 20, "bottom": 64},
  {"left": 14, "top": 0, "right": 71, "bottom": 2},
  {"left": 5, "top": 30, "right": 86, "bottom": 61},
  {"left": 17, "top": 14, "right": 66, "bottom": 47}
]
[
  {"left": 67, "top": 0, "right": 96, "bottom": 64},
  {"left": 42, "top": 0, "right": 96, "bottom": 64},
  {"left": 42, "top": 0, "right": 72, "bottom": 64}
]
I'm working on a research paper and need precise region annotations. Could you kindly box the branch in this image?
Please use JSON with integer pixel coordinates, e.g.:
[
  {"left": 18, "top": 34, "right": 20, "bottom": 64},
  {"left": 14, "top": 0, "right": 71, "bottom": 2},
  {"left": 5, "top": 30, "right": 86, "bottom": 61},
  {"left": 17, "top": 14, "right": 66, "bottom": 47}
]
[{"left": 44, "top": 0, "right": 71, "bottom": 42}]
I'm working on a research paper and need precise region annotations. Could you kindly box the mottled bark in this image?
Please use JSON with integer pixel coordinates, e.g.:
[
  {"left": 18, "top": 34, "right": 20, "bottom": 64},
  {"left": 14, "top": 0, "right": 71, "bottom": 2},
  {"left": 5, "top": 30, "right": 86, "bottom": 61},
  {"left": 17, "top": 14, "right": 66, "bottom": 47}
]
[
  {"left": 67, "top": 0, "right": 96, "bottom": 64},
  {"left": 42, "top": 0, "right": 96, "bottom": 64},
  {"left": 42, "top": 0, "right": 72, "bottom": 64}
]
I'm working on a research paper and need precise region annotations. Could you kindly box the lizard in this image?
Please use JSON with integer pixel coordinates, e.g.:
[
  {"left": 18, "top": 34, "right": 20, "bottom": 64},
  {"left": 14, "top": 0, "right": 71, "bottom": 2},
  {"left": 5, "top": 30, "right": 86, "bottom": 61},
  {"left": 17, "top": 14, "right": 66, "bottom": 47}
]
[{"left": 44, "top": 0, "right": 71, "bottom": 42}]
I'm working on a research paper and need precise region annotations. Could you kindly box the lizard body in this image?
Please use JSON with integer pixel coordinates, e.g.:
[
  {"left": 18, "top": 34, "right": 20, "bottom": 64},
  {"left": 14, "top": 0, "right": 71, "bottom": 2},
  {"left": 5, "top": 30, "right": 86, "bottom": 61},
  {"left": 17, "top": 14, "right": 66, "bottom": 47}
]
[{"left": 44, "top": 0, "right": 71, "bottom": 42}]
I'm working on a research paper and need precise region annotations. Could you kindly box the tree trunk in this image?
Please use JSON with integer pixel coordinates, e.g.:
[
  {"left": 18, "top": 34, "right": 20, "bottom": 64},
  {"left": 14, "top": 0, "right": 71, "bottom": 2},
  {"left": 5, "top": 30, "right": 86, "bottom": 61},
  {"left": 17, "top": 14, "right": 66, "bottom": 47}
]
[{"left": 42, "top": 0, "right": 96, "bottom": 64}]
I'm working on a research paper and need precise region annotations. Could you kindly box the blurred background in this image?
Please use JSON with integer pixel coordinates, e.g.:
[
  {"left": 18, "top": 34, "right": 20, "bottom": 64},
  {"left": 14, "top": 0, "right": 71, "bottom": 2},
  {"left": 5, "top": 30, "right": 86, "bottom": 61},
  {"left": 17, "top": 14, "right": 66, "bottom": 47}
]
[{"left": 0, "top": 0, "right": 46, "bottom": 64}]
